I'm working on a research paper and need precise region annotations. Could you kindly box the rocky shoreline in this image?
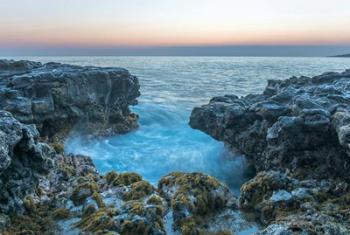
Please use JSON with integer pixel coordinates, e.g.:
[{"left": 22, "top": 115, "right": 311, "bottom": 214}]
[
  {"left": 0, "top": 59, "right": 349, "bottom": 235},
  {"left": 190, "top": 69, "right": 350, "bottom": 234},
  {"left": 0, "top": 60, "right": 253, "bottom": 235}
]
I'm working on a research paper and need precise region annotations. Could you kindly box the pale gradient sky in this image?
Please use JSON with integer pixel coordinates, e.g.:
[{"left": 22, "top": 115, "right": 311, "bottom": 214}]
[{"left": 0, "top": 0, "right": 350, "bottom": 55}]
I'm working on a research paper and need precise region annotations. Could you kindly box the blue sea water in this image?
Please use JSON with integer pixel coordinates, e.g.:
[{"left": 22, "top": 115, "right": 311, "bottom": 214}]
[{"left": 10, "top": 56, "right": 350, "bottom": 194}]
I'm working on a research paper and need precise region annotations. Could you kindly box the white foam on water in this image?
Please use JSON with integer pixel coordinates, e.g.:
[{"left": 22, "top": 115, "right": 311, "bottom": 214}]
[{"left": 66, "top": 103, "right": 251, "bottom": 194}]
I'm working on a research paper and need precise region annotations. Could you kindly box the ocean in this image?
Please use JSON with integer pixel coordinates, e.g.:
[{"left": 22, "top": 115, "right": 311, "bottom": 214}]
[{"left": 7, "top": 56, "right": 350, "bottom": 194}]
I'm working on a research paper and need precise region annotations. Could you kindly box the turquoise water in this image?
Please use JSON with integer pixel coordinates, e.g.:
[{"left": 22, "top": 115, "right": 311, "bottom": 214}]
[{"left": 8, "top": 56, "right": 350, "bottom": 193}]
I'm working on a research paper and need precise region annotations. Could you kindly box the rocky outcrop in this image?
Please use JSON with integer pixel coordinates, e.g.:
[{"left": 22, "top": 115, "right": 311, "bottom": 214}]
[
  {"left": 242, "top": 170, "right": 350, "bottom": 235},
  {"left": 190, "top": 69, "right": 350, "bottom": 234},
  {"left": 333, "top": 53, "right": 350, "bottom": 57},
  {"left": 190, "top": 69, "right": 350, "bottom": 179},
  {"left": 0, "top": 59, "right": 140, "bottom": 141},
  {"left": 0, "top": 59, "right": 141, "bottom": 231},
  {"left": 0, "top": 111, "right": 55, "bottom": 215}
]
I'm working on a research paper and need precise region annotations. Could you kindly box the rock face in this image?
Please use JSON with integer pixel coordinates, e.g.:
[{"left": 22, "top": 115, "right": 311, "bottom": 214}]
[
  {"left": 0, "top": 111, "right": 55, "bottom": 214},
  {"left": 190, "top": 69, "right": 350, "bottom": 179},
  {"left": 190, "top": 69, "right": 350, "bottom": 234},
  {"left": 0, "top": 59, "right": 140, "bottom": 140}
]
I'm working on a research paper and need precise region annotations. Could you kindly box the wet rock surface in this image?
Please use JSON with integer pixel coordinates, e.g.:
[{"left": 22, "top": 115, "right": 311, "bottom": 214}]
[
  {"left": 0, "top": 59, "right": 140, "bottom": 141},
  {"left": 190, "top": 69, "right": 350, "bottom": 234},
  {"left": 0, "top": 110, "right": 55, "bottom": 214},
  {"left": 190, "top": 69, "right": 350, "bottom": 179}
]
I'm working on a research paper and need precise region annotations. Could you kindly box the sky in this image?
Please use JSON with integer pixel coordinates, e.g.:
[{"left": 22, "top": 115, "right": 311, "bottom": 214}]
[{"left": 0, "top": 0, "right": 350, "bottom": 56}]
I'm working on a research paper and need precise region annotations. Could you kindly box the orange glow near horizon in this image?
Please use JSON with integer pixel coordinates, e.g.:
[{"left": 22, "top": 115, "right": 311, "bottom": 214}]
[
  {"left": 3, "top": 26, "right": 350, "bottom": 47},
  {"left": 0, "top": 0, "right": 350, "bottom": 48}
]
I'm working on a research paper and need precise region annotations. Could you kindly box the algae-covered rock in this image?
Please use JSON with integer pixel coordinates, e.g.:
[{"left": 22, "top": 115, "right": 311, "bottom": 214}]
[
  {"left": 123, "top": 180, "right": 155, "bottom": 201},
  {"left": 75, "top": 208, "right": 119, "bottom": 234},
  {"left": 159, "top": 172, "right": 237, "bottom": 234},
  {"left": 118, "top": 200, "right": 166, "bottom": 235},
  {"left": 2, "top": 203, "right": 58, "bottom": 235},
  {"left": 52, "top": 208, "right": 71, "bottom": 220},
  {"left": 105, "top": 172, "right": 142, "bottom": 187},
  {"left": 68, "top": 171, "right": 167, "bottom": 235},
  {"left": 239, "top": 171, "right": 294, "bottom": 211},
  {"left": 240, "top": 170, "right": 350, "bottom": 232},
  {"left": 75, "top": 199, "right": 166, "bottom": 235},
  {"left": 71, "top": 181, "right": 99, "bottom": 206}
]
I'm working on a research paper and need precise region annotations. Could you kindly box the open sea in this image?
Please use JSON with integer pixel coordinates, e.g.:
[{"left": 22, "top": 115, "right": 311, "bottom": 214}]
[{"left": 7, "top": 56, "right": 350, "bottom": 194}]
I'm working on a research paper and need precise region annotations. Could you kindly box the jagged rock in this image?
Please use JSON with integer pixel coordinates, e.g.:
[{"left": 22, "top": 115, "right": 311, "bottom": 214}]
[
  {"left": 190, "top": 69, "right": 350, "bottom": 179},
  {"left": 0, "top": 111, "right": 55, "bottom": 214},
  {"left": 190, "top": 69, "right": 350, "bottom": 234},
  {"left": 0, "top": 59, "right": 140, "bottom": 140},
  {"left": 240, "top": 170, "right": 350, "bottom": 233},
  {"left": 0, "top": 60, "right": 42, "bottom": 77}
]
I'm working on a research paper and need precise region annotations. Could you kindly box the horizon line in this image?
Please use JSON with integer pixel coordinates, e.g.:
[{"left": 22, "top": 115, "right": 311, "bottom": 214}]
[{"left": 1, "top": 44, "right": 350, "bottom": 57}]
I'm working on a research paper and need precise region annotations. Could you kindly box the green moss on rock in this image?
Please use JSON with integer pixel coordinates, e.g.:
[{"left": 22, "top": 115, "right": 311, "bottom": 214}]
[
  {"left": 23, "top": 196, "right": 36, "bottom": 212},
  {"left": 52, "top": 142, "right": 64, "bottom": 154},
  {"left": 107, "top": 172, "right": 142, "bottom": 187},
  {"left": 75, "top": 208, "right": 118, "bottom": 234},
  {"left": 105, "top": 171, "right": 119, "bottom": 185},
  {"left": 57, "top": 161, "right": 76, "bottom": 179},
  {"left": 52, "top": 208, "right": 71, "bottom": 220},
  {"left": 239, "top": 171, "right": 292, "bottom": 211},
  {"left": 180, "top": 217, "right": 199, "bottom": 235},
  {"left": 121, "top": 201, "right": 165, "bottom": 234},
  {"left": 3, "top": 204, "right": 57, "bottom": 235},
  {"left": 71, "top": 180, "right": 99, "bottom": 206},
  {"left": 158, "top": 172, "right": 233, "bottom": 232},
  {"left": 120, "top": 219, "right": 148, "bottom": 235},
  {"left": 123, "top": 180, "right": 155, "bottom": 201},
  {"left": 147, "top": 195, "right": 164, "bottom": 206}
]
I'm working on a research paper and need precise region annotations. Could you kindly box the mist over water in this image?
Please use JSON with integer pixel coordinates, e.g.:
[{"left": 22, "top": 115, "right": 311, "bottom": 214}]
[
  {"left": 65, "top": 103, "right": 250, "bottom": 194},
  {"left": 11, "top": 56, "right": 350, "bottom": 193}
]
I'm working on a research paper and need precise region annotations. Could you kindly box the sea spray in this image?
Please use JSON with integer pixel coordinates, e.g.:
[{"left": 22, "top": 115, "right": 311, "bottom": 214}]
[{"left": 65, "top": 103, "right": 252, "bottom": 194}]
